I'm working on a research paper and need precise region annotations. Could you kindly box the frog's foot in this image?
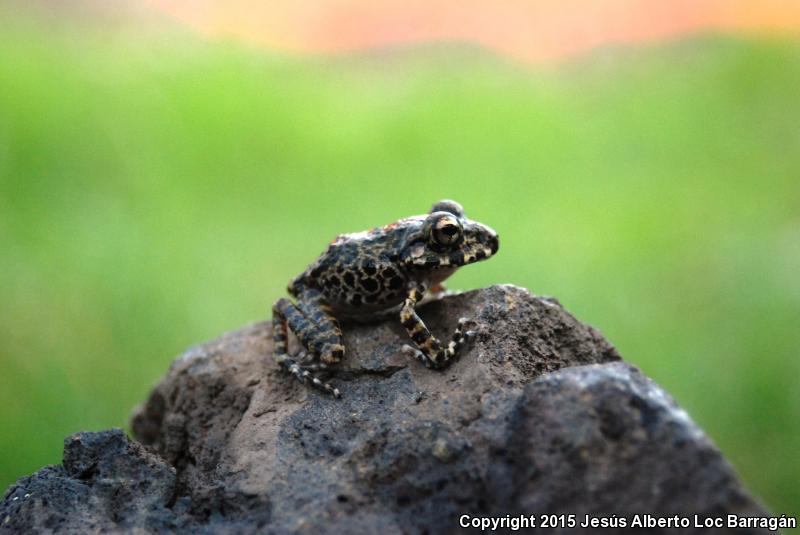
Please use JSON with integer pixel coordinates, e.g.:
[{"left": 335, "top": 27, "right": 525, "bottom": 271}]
[
  {"left": 398, "top": 283, "right": 474, "bottom": 369},
  {"left": 272, "top": 300, "right": 342, "bottom": 398},
  {"left": 401, "top": 344, "right": 433, "bottom": 368},
  {"left": 272, "top": 294, "right": 344, "bottom": 398},
  {"left": 294, "top": 350, "right": 329, "bottom": 371},
  {"left": 277, "top": 354, "right": 341, "bottom": 398},
  {"left": 401, "top": 316, "right": 474, "bottom": 370}
]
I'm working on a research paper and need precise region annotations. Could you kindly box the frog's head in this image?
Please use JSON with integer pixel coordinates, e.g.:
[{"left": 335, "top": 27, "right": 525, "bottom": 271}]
[{"left": 401, "top": 200, "right": 499, "bottom": 272}]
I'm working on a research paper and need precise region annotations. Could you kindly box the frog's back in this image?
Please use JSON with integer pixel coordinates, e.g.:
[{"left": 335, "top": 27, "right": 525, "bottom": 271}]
[{"left": 291, "top": 223, "right": 416, "bottom": 314}]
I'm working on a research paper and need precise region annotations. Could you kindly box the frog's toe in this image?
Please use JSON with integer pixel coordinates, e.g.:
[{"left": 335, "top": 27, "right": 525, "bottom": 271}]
[
  {"left": 310, "top": 375, "right": 341, "bottom": 398},
  {"left": 282, "top": 356, "right": 341, "bottom": 398},
  {"left": 401, "top": 343, "right": 433, "bottom": 368},
  {"left": 457, "top": 317, "right": 480, "bottom": 340}
]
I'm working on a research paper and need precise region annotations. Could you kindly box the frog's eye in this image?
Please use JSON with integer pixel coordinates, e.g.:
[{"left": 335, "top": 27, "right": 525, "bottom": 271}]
[{"left": 431, "top": 214, "right": 463, "bottom": 246}]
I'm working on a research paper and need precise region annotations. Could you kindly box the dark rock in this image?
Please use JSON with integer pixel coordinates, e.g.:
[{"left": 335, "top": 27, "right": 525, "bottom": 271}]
[
  {"left": 1, "top": 429, "right": 178, "bottom": 533},
  {"left": 1, "top": 285, "right": 770, "bottom": 533}
]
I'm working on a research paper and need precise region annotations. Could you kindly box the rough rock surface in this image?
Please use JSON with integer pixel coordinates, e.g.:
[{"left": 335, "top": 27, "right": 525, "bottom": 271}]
[
  {"left": 1, "top": 429, "right": 178, "bottom": 533},
  {"left": 1, "top": 285, "right": 770, "bottom": 533}
]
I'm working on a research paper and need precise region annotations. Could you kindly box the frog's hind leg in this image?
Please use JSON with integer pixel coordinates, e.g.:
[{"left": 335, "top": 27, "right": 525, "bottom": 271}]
[
  {"left": 399, "top": 283, "right": 471, "bottom": 369},
  {"left": 272, "top": 297, "right": 342, "bottom": 397},
  {"left": 294, "top": 286, "right": 345, "bottom": 366}
]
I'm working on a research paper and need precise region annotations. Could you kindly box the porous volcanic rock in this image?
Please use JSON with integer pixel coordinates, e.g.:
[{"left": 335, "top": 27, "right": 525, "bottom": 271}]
[
  {"left": 1, "top": 429, "right": 179, "bottom": 533},
  {"left": 1, "top": 285, "right": 770, "bottom": 534}
]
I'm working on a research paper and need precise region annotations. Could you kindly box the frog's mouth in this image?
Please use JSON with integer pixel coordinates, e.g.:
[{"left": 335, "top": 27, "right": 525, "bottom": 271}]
[
  {"left": 406, "top": 239, "right": 499, "bottom": 270},
  {"left": 448, "top": 240, "right": 499, "bottom": 266}
]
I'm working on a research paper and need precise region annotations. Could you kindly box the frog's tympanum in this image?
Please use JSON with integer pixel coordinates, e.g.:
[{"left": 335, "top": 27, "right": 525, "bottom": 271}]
[{"left": 271, "top": 200, "right": 499, "bottom": 397}]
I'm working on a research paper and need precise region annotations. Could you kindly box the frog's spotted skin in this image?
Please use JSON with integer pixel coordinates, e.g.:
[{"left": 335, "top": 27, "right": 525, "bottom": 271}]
[{"left": 271, "top": 200, "right": 499, "bottom": 397}]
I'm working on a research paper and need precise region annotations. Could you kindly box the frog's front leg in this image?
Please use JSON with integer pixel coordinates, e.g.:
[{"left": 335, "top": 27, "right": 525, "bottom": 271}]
[
  {"left": 272, "top": 287, "right": 345, "bottom": 397},
  {"left": 399, "top": 283, "right": 470, "bottom": 369}
]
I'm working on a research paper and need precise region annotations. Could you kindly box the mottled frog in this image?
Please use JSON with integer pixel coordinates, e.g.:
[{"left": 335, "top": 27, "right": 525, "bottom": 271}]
[{"left": 271, "top": 200, "right": 499, "bottom": 397}]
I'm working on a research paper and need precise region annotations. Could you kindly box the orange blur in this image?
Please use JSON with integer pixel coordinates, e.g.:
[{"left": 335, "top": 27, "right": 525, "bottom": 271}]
[{"left": 142, "top": 0, "right": 800, "bottom": 61}]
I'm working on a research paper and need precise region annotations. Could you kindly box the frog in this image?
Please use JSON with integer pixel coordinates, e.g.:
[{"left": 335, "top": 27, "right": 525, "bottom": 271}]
[{"left": 271, "top": 199, "right": 499, "bottom": 397}]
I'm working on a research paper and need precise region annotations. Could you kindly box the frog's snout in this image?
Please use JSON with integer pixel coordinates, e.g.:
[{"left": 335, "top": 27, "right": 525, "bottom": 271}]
[
  {"left": 475, "top": 223, "right": 499, "bottom": 258},
  {"left": 488, "top": 232, "right": 499, "bottom": 256},
  {"left": 460, "top": 222, "right": 499, "bottom": 264}
]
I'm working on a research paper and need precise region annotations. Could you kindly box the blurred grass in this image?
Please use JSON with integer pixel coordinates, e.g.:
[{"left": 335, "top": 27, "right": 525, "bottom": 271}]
[{"left": 1, "top": 9, "right": 799, "bottom": 513}]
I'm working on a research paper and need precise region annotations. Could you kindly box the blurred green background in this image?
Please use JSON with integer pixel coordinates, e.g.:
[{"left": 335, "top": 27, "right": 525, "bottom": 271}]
[{"left": 1, "top": 6, "right": 799, "bottom": 513}]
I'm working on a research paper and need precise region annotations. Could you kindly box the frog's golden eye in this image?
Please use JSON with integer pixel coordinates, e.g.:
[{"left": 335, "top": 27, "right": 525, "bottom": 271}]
[{"left": 431, "top": 215, "right": 463, "bottom": 246}]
